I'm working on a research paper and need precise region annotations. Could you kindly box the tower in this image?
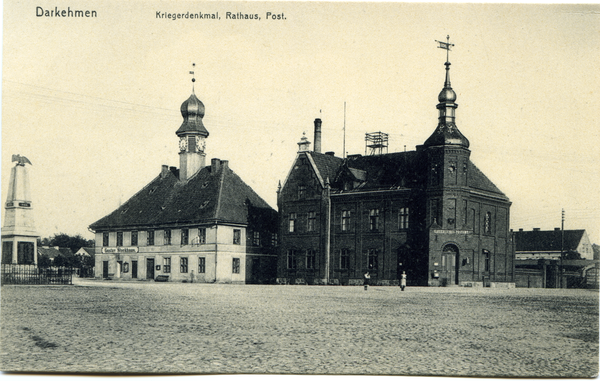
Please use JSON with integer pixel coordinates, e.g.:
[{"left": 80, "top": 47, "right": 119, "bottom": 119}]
[
  {"left": 2, "top": 155, "right": 39, "bottom": 265},
  {"left": 423, "top": 36, "right": 471, "bottom": 230},
  {"left": 176, "top": 67, "right": 209, "bottom": 181}
]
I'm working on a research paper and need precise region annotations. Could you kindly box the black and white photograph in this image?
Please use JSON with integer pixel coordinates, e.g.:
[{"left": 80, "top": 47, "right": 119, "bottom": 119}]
[{"left": 1, "top": 0, "right": 598, "bottom": 378}]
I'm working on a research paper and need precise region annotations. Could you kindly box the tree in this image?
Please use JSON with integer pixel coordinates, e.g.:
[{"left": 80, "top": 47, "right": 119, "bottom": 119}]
[
  {"left": 562, "top": 250, "right": 582, "bottom": 260},
  {"left": 38, "top": 255, "right": 52, "bottom": 268},
  {"left": 48, "top": 233, "right": 94, "bottom": 254}
]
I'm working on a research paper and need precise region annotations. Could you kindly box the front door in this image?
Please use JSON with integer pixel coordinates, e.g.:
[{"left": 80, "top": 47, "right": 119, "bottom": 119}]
[
  {"left": 103, "top": 261, "right": 109, "bottom": 279},
  {"left": 146, "top": 258, "right": 155, "bottom": 280},
  {"left": 442, "top": 245, "right": 460, "bottom": 286},
  {"left": 132, "top": 261, "right": 138, "bottom": 279}
]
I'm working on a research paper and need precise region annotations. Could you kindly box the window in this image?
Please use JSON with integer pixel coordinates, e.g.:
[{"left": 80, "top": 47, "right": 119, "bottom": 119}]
[
  {"left": 181, "top": 229, "right": 189, "bottom": 245},
  {"left": 271, "top": 233, "right": 278, "bottom": 247},
  {"left": 341, "top": 210, "right": 351, "bottom": 231},
  {"left": 147, "top": 230, "right": 155, "bottom": 246},
  {"left": 306, "top": 249, "right": 316, "bottom": 270},
  {"left": 297, "top": 185, "right": 306, "bottom": 200},
  {"left": 2, "top": 242, "right": 13, "bottom": 264},
  {"left": 103, "top": 232, "right": 109, "bottom": 247},
  {"left": 431, "top": 200, "right": 440, "bottom": 225},
  {"left": 164, "top": 229, "right": 171, "bottom": 245},
  {"left": 198, "top": 228, "right": 206, "bottom": 244},
  {"left": 253, "top": 231, "right": 260, "bottom": 246},
  {"left": 180, "top": 257, "right": 188, "bottom": 273},
  {"left": 483, "top": 249, "right": 490, "bottom": 272},
  {"left": 232, "top": 258, "right": 240, "bottom": 274},
  {"left": 484, "top": 212, "right": 492, "bottom": 234},
  {"left": 198, "top": 257, "right": 206, "bottom": 273},
  {"left": 340, "top": 249, "right": 349, "bottom": 269},
  {"left": 369, "top": 209, "right": 380, "bottom": 231},
  {"left": 399, "top": 207, "right": 409, "bottom": 230},
  {"left": 233, "top": 229, "right": 241, "bottom": 245},
  {"left": 368, "top": 249, "right": 378, "bottom": 270},
  {"left": 307, "top": 211, "right": 316, "bottom": 232},
  {"left": 131, "top": 231, "right": 138, "bottom": 246},
  {"left": 163, "top": 257, "right": 171, "bottom": 273},
  {"left": 289, "top": 213, "right": 297, "bottom": 233},
  {"left": 116, "top": 232, "right": 123, "bottom": 246},
  {"left": 287, "top": 249, "right": 297, "bottom": 269}
]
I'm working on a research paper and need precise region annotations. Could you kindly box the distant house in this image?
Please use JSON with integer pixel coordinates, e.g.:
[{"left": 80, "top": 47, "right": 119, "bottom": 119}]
[
  {"left": 37, "top": 246, "right": 64, "bottom": 264},
  {"left": 514, "top": 228, "right": 594, "bottom": 260},
  {"left": 513, "top": 228, "right": 597, "bottom": 288},
  {"left": 74, "top": 247, "right": 94, "bottom": 258}
]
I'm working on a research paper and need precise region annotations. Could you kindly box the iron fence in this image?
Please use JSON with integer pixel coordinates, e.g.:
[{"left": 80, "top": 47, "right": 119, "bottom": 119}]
[{"left": 1, "top": 264, "right": 73, "bottom": 285}]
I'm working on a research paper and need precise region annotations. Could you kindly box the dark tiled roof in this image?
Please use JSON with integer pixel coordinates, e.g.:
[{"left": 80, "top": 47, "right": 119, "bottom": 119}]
[
  {"left": 38, "top": 247, "right": 63, "bottom": 259},
  {"left": 89, "top": 161, "right": 274, "bottom": 231},
  {"left": 308, "top": 152, "right": 344, "bottom": 184},
  {"left": 467, "top": 161, "right": 507, "bottom": 198},
  {"left": 514, "top": 229, "right": 586, "bottom": 252}
]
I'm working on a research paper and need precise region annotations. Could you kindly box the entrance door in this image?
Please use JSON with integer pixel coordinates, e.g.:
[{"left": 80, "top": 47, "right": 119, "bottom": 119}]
[
  {"left": 442, "top": 245, "right": 460, "bottom": 286},
  {"left": 103, "top": 261, "right": 109, "bottom": 279},
  {"left": 132, "top": 261, "right": 138, "bottom": 279},
  {"left": 146, "top": 258, "right": 155, "bottom": 280}
]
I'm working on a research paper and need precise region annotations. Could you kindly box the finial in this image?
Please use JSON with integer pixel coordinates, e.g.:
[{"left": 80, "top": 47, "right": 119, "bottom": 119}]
[
  {"left": 189, "top": 63, "right": 196, "bottom": 93},
  {"left": 436, "top": 35, "right": 454, "bottom": 64},
  {"left": 11, "top": 154, "right": 32, "bottom": 166}
]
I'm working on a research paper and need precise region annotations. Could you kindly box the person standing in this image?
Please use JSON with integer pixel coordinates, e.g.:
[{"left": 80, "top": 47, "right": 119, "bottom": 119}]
[
  {"left": 363, "top": 271, "right": 370, "bottom": 291},
  {"left": 400, "top": 271, "right": 407, "bottom": 291}
]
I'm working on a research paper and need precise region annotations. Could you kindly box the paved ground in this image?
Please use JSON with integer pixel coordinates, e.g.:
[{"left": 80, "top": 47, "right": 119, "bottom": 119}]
[{"left": 0, "top": 280, "right": 598, "bottom": 376}]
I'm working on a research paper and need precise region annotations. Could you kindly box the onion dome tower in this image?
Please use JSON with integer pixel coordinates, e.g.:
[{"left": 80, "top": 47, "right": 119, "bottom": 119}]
[
  {"left": 1, "top": 155, "right": 39, "bottom": 265},
  {"left": 424, "top": 37, "right": 469, "bottom": 149},
  {"left": 177, "top": 64, "right": 209, "bottom": 181}
]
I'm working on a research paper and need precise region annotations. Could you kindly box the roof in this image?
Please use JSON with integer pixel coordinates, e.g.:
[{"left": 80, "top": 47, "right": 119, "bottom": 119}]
[
  {"left": 514, "top": 229, "right": 587, "bottom": 252},
  {"left": 37, "top": 246, "right": 63, "bottom": 259},
  {"left": 307, "top": 150, "right": 507, "bottom": 199},
  {"left": 89, "top": 160, "right": 274, "bottom": 231},
  {"left": 75, "top": 247, "right": 94, "bottom": 256}
]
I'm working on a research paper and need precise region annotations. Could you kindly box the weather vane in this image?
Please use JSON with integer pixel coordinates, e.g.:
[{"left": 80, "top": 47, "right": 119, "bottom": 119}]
[
  {"left": 189, "top": 63, "right": 196, "bottom": 92},
  {"left": 435, "top": 35, "right": 454, "bottom": 63}
]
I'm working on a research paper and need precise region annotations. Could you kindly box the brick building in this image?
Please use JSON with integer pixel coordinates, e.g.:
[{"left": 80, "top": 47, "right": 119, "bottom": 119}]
[
  {"left": 277, "top": 55, "right": 515, "bottom": 287},
  {"left": 89, "top": 86, "right": 278, "bottom": 283}
]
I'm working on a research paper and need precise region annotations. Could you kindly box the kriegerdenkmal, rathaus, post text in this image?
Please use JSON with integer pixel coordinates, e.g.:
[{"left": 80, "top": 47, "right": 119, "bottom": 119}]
[{"left": 36, "top": 6, "right": 97, "bottom": 17}]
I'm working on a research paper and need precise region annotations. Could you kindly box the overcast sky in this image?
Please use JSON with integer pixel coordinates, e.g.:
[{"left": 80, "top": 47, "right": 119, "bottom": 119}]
[{"left": 2, "top": 1, "right": 599, "bottom": 244}]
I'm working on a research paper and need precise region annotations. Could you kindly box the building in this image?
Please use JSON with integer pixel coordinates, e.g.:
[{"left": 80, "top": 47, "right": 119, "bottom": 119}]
[
  {"left": 277, "top": 51, "right": 515, "bottom": 287},
  {"left": 89, "top": 85, "right": 278, "bottom": 283},
  {"left": 1, "top": 155, "right": 39, "bottom": 266},
  {"left": 513, "top": 228, "right": 594, "bottom": 260},
  {"left": 513, "top": 228, "right": 597, "bottom": 288}
]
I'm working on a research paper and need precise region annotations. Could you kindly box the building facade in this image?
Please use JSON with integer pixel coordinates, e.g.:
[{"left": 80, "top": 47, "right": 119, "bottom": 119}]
[
  {"left": 277, "top": 57, "right": 515, "bottom": 287},
  {"left": 89, "top": 88, "right": 278, "bottom": 283}
]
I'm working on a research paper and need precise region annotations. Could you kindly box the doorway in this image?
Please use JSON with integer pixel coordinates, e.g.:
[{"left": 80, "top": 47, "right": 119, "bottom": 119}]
[
  {"left": 442, "top": 244, "right": 460, "bottom": 285},
  {"left": 103, "top": 261, "right": 109, "bottom": 279},
  {"left": 146, "top": 258, "right": 155, "bottom": 280},
  {"left": 132, "top": 260, "right": 138, "bottom": 279}
]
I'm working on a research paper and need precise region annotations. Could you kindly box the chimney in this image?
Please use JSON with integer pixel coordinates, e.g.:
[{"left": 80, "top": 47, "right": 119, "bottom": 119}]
[
  {"left": 518, "top": 228, "right": 523, "bottom": 232},
  {"left": 554, "top": 227, "right": 560, "bottom": 231},
  {"left": 325, "top": 151, "right": 335, "bottom": 156},
  {"left": 161, "top": 165, "right": 169, "bottom": 178},
  {"left": 533, "top": 228, "right": 540, "bottom": 231},
  {"left": 211, "top": 158, "right": 221, "bottom": 173},
  {"left": 313, "top": 118, "right": 322, "bottom": 153}
]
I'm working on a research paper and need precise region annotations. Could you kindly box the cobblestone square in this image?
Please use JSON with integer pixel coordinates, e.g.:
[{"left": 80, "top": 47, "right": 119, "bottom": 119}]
[{"left": 1, "top": 280, "right": 598, "bottom": 376}]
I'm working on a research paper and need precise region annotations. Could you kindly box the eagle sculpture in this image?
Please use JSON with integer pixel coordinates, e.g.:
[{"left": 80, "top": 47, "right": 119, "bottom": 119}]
[{"left": 12, "top": 154, "right": 32, "bottom": 166}]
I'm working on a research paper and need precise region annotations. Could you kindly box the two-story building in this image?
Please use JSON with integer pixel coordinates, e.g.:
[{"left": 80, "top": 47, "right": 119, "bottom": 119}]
[
  {"left": 277, "top": 53, "right": 515, "bottom": 287},
  {"left": 89, "top": 86, "right": 278, "bottom": 283}
]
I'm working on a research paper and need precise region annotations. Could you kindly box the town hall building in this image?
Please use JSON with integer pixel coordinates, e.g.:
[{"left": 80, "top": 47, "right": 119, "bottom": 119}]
[
  {"left": 276, "top": 43, "right": 515, "bottom": 287},
  {"left": 89, "top": 82, "right": 278, "bottom": 283}
]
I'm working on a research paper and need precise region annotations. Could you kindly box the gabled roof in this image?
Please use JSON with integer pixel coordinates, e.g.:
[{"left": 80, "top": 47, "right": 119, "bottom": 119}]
[
  {"left": 467, "top": 161, "right": 506, "bottom": 197},
  {"left": 514, "top": 229, "right": 586, "bottom": 252},
  {"left": 38, "top": 246, "right": 63, "bottom": 259},
  {"left": 89, "top": 160, "right": 274, "bottom": 231},
  {"left": 308, "top": 152, "right": 344, "bottom": 185},
  {"left": 75, "top": 247, "right": 94, "bottom": 256}
]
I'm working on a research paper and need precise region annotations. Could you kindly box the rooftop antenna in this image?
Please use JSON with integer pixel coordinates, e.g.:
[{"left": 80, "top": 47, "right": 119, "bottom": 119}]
[
  {"left": 189, "top": 63, "right": 196, "bottom": 94},
  {"left": 343, "top": 102, "right": 346, "bottom": 159}
]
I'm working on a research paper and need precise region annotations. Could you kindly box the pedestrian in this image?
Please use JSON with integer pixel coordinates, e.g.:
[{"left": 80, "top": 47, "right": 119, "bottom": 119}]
[
  {"left": 363, "top": 271, "right": 370, "bottom": 291},
  {"left": 400, "top": 271, "right": 407, "bottom": 291},
  {"left": 190, "top": 270, "right": 195, "bottom": 284}
]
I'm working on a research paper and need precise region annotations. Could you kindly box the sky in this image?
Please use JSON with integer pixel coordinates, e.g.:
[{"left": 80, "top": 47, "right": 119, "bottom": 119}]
[{"left": 2, "top": 1, "right": 599, "bottom": 244}]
